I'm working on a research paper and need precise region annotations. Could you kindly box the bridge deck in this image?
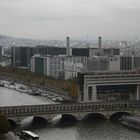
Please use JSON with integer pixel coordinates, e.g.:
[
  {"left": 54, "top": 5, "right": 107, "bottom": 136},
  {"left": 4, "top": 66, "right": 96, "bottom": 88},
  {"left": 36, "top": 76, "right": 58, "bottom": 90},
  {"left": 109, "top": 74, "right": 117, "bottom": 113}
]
[{"left": 0, "top": 101, "right": 139, "bottom": 117}]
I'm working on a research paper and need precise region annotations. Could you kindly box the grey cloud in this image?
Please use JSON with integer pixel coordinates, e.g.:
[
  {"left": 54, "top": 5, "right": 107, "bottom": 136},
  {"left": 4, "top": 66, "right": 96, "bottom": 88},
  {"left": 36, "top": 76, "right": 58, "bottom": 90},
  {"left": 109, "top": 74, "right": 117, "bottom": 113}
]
[{"left": 0, "top": 0, "right": 140, "bottom": 40}]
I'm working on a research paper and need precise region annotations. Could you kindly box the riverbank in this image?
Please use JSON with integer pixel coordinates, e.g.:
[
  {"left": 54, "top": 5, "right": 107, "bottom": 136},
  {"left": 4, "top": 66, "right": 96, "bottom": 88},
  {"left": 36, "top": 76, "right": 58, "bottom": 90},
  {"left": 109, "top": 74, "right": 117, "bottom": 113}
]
[
  {"left": 0, "top": 66, "right": 78, "bottom": 99},
  {"left": 0, "top": 66, "right": 69, "bottom": 91},
  {"left": 0, "top": 78, "right": 73, "bottom": 103}
]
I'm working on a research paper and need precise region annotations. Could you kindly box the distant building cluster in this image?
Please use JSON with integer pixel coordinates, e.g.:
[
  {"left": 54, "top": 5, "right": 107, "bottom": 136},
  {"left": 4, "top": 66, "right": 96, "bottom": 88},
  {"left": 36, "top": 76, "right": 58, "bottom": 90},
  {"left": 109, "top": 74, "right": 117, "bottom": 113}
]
[
  {"left": 1, "top": 36, "right": 140, "bottom": 103},
  {"left": 0, "top": 36, "right": 139, "bottom": 80}
]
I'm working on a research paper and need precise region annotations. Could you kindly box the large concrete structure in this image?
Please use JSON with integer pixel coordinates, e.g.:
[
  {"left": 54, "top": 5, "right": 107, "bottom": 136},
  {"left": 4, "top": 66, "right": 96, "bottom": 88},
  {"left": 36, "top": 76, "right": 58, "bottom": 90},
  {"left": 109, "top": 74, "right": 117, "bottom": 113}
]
[
  {"left": 77, "top": 71, "right": 140, "bottom": 103},
  {"left": 120, "top": 56, "right": 132, "bottom": 70},
  {"left": 87, "top": 56, "right": 120, "bottom": 72},
  {"left": 64, "top": 56, "right": 87, "bottom": 79},
  {"left": 11, "top": 46, "right": 66, "bottom": 67},
  {"left": 103, "top": 48, "right": 120, "bottom": 57},
  {"left": 65, "top": 56, "right": 87, "bottom": 68},
  {"left": 66, "top": 37, "right": 71, "bottom": 56},
  {"left": 31, "top": 54, "right": 65, "bottom": 78},
  {"left": 87, "top": 56, "right": 109, "bottom": 71},
  {"left": 133, "top": 56, "right": 140, "bottom": 69},
  {"left": 11, "top": 46, "right": 37, "bottom": 67},
  {"left": 120, "top": 55, "right": 140, "bottom": 70},
  {"left": 0, "top": 101, "right": 139, "bottom": 125},
  {"left": 36, "top": 45, "right": 66, "bottom": 56},
  {"left": 109, "top": 57, "right": 120, "bottom": 71},
  {"left": 64, "top": 62, "right": 83, "bottom": 79}
]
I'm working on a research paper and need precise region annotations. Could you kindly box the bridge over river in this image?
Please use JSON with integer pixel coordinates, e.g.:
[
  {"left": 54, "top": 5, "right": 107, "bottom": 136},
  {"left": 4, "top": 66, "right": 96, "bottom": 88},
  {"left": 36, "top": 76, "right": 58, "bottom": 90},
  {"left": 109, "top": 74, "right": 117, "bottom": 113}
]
[{"left": 0, "top": 101, "right": 140, "bottom": 125}]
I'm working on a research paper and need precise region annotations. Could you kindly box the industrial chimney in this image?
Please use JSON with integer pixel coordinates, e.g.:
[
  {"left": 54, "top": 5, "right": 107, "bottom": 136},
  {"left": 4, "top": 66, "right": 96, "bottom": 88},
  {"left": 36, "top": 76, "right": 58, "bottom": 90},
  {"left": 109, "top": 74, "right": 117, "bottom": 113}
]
[
  {"left": 98, "top": 36, "right": 102, "bottom": 49},
  {"left": 66, "top": 36, "right": 71, "bottom": 56}
]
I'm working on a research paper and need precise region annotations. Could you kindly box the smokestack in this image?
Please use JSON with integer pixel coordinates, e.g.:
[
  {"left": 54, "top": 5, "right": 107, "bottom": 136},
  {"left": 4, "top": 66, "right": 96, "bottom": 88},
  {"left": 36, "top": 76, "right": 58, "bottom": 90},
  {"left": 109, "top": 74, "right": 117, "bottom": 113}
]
[
  {"left": 66, "top": 37, "right": 70, "bottom": 47},
  {"left": 98, "top": 36, "right": 102, "bottom": 49},
  {"left": 66, "top": 36, "right": 71, "bottom": 56}
]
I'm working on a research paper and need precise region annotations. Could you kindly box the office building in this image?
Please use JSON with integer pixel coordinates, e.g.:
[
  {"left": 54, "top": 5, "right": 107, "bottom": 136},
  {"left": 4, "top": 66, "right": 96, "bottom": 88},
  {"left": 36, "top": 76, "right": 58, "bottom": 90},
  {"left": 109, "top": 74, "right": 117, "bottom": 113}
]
[
  {"left": 64, "top": 62, "right": 83, "bottom": 79},
  {"left": 31, "top": 54, "right": 65, "bottom": 79},
  {"left": 103, "top": 48, "right": 120, "bottom": 57},
  {"left": 87, "top": 56, "right": 110, "bottom": 71},
  {"left": 120, "top": 56, "right": 132, "bottom": 70}
]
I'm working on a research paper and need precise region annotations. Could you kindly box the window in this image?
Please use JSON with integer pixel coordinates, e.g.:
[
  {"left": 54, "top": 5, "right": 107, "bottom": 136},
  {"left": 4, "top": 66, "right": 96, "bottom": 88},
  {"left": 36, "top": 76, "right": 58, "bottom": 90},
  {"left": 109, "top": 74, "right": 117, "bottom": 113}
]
[{"left": 88, "top": 86, "right": 92, "bottom": 101}]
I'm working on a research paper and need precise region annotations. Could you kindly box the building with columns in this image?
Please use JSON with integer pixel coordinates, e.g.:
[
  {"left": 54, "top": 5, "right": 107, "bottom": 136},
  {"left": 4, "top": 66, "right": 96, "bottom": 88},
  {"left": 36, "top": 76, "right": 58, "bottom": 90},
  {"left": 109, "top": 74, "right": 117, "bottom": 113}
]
[{"left": 77, "top": 71, "right": 140, "bottom": 103}]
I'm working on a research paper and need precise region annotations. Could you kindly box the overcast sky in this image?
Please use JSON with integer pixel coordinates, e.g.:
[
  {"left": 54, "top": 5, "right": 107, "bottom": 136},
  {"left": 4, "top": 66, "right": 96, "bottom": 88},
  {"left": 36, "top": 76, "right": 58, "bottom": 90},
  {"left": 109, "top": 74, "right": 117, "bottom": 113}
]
[{"left": 0, "top": 0, "right": 140, "bottom": 40}]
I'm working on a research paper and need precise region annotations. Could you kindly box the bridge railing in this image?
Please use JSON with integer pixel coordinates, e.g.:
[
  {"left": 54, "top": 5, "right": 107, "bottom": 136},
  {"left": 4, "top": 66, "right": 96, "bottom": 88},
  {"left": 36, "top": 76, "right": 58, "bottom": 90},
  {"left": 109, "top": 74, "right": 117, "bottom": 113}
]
[{"left": 0, "top": 101, "right": 134, "bottom": 117}]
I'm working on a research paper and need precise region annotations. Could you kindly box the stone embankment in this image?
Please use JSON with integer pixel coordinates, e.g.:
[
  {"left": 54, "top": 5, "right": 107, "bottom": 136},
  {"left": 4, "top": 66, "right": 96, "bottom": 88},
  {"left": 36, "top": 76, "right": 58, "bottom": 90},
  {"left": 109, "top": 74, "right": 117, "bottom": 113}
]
[{"left": 0, "top": 75, "right": 72, "bottom": 102}]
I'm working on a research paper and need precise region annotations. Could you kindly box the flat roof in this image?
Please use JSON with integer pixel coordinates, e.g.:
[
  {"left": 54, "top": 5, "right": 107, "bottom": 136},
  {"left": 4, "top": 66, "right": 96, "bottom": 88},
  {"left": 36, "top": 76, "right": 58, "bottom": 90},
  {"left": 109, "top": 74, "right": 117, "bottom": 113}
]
[{"left": 79, "top": 70, "right": 138, "bottom": 75}]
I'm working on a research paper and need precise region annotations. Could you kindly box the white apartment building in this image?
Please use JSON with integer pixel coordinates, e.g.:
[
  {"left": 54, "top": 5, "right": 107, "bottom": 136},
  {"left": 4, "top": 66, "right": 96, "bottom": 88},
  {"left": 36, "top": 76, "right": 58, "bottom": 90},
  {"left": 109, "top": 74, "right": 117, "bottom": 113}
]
[
  {"left": 31, "top": 54, "right": 65, "bottom": 79},
  {"left": 64, "top": 62, "right": 83, "bottom": 79},
  {"left": 64, "top": 56, "right": 87, "bottom": 79}
]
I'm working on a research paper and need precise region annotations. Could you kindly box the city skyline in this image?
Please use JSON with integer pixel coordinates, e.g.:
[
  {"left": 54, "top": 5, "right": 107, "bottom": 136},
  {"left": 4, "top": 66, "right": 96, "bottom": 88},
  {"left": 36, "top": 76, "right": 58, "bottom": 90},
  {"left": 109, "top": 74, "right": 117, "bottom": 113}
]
[{"left": 0, "top": 0, "right": 140, "bottom": 40}]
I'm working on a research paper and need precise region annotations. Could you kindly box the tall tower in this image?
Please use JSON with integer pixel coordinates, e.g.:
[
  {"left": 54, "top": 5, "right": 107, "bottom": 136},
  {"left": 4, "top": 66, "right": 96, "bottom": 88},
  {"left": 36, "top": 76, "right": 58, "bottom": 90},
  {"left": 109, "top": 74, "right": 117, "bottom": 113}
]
[
  {"left": 98, "top": 36, "right": 102, "bottom": 49},
  {"left": 66, "top": 36, "right": 71, "bottom": 56}
]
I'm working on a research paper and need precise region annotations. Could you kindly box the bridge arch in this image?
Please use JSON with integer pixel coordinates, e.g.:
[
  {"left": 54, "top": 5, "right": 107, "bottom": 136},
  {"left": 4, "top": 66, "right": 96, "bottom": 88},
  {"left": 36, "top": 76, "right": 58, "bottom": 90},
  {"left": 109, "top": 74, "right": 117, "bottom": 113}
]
[
  {"left": 8, "top": 119, "right": 17, "bottom": 128},
  {"left": 20, "top": 115, "right": 49, "bottom": 127},
  {"left": 82, "top": 113, "right": 106, "bottom": 121},
  {"left": 61, "top": 113, "right": 79, "bottom": 122},
  {"left": 33, "top": 116, "right": 48, "bottom": 125},
  {"left": 110, "top": 111, "right": 132, "bottom": 121}
]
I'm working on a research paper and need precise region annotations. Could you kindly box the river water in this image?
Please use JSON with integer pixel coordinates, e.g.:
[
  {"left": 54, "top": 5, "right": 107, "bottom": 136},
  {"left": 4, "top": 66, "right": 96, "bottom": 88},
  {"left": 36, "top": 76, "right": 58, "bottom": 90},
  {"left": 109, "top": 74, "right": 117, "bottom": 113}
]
[{"left": 0, "top": 87, "right": 140, "bottom": 140}]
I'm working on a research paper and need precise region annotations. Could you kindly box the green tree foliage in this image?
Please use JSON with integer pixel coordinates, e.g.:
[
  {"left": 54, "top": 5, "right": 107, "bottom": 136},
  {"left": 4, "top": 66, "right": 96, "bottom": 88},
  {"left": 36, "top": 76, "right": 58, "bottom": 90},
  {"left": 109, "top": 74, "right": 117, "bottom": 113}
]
[
  {"left": 0, "top": 113, "right": 10, "bottom": 135},
  {"left": 0, "top": 66, "right": 72, "bottom": 92}
]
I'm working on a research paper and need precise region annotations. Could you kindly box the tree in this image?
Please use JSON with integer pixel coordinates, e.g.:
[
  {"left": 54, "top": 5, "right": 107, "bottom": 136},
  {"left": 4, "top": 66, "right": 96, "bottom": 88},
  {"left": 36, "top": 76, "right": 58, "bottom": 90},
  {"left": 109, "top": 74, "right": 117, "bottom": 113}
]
[
  {"left": 0, "top": 113, "right": 10, "bottom": 135},
  {"left": 69, "top": 80, "right": 78, "bottom": 100}
]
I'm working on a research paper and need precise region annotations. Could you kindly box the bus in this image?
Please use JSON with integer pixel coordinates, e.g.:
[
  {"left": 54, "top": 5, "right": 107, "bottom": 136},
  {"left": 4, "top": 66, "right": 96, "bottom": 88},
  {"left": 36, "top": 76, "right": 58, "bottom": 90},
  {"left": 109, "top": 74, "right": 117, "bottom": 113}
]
[{"left": 20, "top": 130, "right": 39, "bottom": 140}]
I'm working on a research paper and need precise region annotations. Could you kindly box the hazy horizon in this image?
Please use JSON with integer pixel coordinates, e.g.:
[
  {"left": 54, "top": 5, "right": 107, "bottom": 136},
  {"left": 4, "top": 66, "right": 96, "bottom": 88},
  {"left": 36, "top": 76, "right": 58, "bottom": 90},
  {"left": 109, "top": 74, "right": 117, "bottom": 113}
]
[{"left": 0, "top": 0, "right": 140, "bottom": 40}]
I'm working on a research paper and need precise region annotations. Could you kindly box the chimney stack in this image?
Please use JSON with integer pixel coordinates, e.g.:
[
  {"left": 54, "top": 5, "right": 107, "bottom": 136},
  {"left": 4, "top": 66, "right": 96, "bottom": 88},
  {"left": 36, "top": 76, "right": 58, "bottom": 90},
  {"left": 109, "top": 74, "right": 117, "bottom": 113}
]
[
  {"left": 98, "top": 36, "right": 102, "bottom": 49},
  {"left": 66, "top": 36, "right": 70, "bottom": 48},
  {"left": 66, "top": 36, "right": 71, "bottom": 56}
]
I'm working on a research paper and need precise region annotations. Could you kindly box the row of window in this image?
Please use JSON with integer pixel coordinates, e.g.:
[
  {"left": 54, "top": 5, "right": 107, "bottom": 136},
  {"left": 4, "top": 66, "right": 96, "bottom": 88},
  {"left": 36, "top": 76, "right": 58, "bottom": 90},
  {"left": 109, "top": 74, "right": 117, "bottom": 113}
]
[{"left": 86, "top": 75, "right": 140, "bottom": 80}]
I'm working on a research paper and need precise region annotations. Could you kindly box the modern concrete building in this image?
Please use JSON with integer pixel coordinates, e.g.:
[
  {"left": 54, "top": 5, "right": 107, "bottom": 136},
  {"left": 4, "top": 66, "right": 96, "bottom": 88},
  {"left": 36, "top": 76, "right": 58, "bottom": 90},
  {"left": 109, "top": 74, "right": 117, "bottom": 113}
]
[
  {"left": 120, "top": 55, "right": 140, "bottom": 71},
  {"left": 109, "top": 56, "right": 120, "bottom": 71},
  {"left": 36, "top": 45, "right": 66, "bottom": 56},
  {"left": 31, "top": 54, "right": 46, "bottom": 75},
  {"left": 31, "top": 54, "right": 65, "bottom": 79},
  {"left": 87, "top": 56, "right": 120, "bottom": 72},
  {"left": 89, "top": 48, "right": 99, "bottom": 57},
  {"left": 11, "top": 46, "right": 22, "bottom": 67},
  {"left": 11, "top": 46, "right": 66, "bottom": 68},
  {"left": 120, "top": 56, "right": 132, "bottom": 70},
  {"left": 77, "top": 71, "right": 140, "bottom": 103},
  {"left": 11, "top": 46, "right": 37, "bottom": 68},
  {"left": 64, "top": 62, "right": 83, "bottom": 79},
  {"left": 87, "top": 56, "right": 110, "bottom": 71},
  {"left": 71, "top": 48, "right": 99, "bottom": 57},
  {"left": 103, "top": 48, "right": 120, "bottom": 57},
  {"left": 65, "top": 56, "right": 87, "bottom": 68},
  {"left": 72, "top": 48, "right": 90, "bottom": 57},
  {"left": 133, "top": 56, "right": 140, "bottom": 70},
  {"left": 64, "top": 56, "right": 87, "bottom": 79}
]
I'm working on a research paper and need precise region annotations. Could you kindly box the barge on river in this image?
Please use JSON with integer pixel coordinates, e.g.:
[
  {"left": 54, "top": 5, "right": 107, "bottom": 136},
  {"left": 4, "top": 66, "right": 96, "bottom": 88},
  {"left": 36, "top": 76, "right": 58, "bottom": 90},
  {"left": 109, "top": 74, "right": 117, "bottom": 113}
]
[{"left": 121, "top": 116, "right": 140, "bottom": 131}]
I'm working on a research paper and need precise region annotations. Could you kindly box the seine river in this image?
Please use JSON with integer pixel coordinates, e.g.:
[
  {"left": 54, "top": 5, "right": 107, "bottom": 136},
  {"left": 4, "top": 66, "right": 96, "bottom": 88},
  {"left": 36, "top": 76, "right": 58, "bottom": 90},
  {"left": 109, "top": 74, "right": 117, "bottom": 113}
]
[{"left": 0, "top": 87, "right": 140, "bottom": 140}]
